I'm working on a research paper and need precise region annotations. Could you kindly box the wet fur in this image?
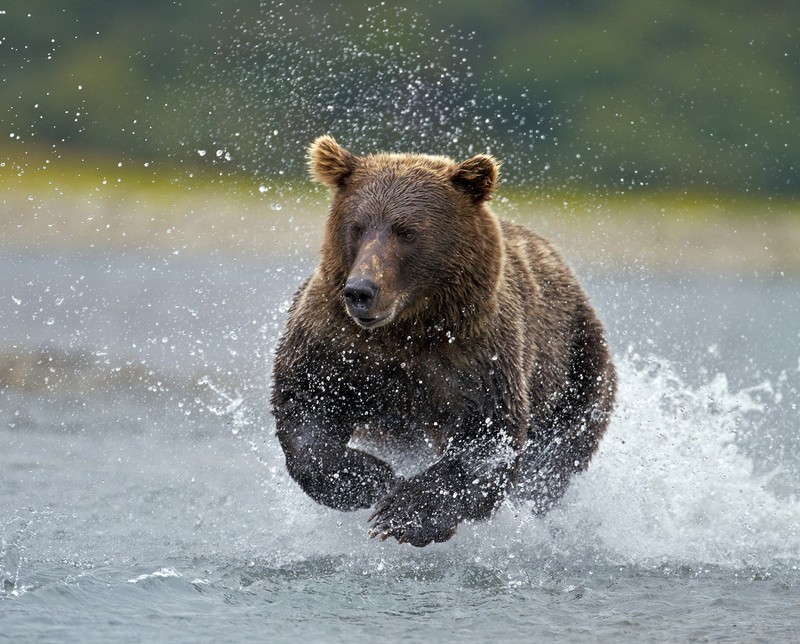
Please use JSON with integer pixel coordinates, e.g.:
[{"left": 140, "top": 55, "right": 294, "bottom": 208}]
[{"left": 271, "top": 136, "right": 616, "bottom": 546}]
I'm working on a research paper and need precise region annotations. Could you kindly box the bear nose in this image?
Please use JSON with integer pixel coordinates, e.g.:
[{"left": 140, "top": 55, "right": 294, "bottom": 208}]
[{"left": 344, "top": 278, "right": 378, "bottom": 311}]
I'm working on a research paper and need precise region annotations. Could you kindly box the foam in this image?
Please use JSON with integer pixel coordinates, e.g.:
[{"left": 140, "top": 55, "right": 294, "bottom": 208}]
[
  {"left": 210, "top": 351, "right": 799, "bottom": 570},
  {"left": 553, "top": 353, "right": 800, "bottom": 567}
]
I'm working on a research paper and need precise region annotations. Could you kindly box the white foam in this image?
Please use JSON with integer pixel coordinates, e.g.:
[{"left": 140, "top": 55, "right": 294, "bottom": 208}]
[
  {"left": 545, "top": 353, "right": 800, "bottom": 567},
  {"left": 127, "top": 567, "right": 182, "bottom": 584},
  {"left": 248, "top": 352, "right": 799, "bottom": 570}
]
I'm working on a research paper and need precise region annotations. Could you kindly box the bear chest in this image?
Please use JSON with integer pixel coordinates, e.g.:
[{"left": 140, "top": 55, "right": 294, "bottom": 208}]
[{"left": 331, "top": 351, "right": 461, "bottom": 452}]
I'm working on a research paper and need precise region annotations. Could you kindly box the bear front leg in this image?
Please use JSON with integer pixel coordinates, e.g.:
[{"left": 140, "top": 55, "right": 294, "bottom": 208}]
[
  {"left": 369, "top": 438, "right": 519, "bottom": 546},
  {"left": 277, "top": 423, "right": 397, "bottom": 511}
]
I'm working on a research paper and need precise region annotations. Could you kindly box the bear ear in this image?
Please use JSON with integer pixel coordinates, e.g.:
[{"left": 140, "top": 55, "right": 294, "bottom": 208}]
[
  {"left": 452, "top": 154, "right": 500, "bottom": 202},
  {"left": 307, "top": 135, "right": 357, "bottom": 187}
]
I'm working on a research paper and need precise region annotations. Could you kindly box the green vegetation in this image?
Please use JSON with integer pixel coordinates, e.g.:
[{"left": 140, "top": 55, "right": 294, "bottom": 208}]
[{"left": 1, "top": 0, "right": 798, "bottom": 195}]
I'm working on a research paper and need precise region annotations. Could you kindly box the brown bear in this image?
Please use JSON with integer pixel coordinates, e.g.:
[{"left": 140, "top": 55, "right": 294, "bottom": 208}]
[{"left": 271, "top": 135, "right": 616, "bottom": 547}]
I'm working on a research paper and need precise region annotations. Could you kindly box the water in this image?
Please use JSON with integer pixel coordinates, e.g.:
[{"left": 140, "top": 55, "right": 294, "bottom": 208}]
[
  {"left": 3, "top": 2, "right": 800, "bottom": 638},
  {"left": 177, "top": 3, "right": 554, "bottom": 187},
  {"left": 2, "top": 248, "right": 799, "bottom": 642}
]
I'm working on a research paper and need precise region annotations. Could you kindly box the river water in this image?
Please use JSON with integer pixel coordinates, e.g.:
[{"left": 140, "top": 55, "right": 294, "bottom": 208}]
[{"left": 2, "top": 243, "right": 799, "bottom": 642}]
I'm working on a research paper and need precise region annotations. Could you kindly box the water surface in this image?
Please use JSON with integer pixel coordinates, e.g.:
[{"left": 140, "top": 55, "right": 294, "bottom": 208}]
[{"left": 2, "top": 249, "right": 799, "bottom": 642}]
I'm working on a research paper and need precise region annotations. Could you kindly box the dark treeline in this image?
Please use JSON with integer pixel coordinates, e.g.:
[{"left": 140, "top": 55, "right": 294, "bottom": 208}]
[{"left": 2, "top": 0, "right": 798, "bottom": 194}]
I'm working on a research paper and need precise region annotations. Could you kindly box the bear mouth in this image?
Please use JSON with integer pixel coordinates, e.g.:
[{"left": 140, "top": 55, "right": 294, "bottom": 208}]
[{"left": 351, "top": 313, "right": 391, "bottom": 329}]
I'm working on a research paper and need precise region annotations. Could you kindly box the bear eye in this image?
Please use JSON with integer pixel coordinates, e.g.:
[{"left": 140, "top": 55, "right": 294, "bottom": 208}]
[
  {"left": 349, "top": 223, "right": 364, "bottom": 238},
  {"left": 397, "top": 228, "right": 416, "bottom": 243}
]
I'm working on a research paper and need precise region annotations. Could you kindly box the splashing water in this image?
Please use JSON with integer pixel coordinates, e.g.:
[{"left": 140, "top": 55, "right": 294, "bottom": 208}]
[
  {"left": 174, "top": 2, "right": 554, "bottom": 185},
  {"left": 197, "top": 375, "right": 246, "bottom": 427},
  {"left": 209, "top": 351, "right": 800, "bottom": 573},
  {"left": 167, "top": 3, "right": 800, "bottom": 570},
  {"left": 555, "top": 353, "right": 799, "bottom": 567}
]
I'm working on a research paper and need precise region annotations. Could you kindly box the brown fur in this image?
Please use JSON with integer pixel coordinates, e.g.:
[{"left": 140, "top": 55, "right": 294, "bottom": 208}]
[{"left": 271, "top": 136, "right": 616, "bottom": 546}]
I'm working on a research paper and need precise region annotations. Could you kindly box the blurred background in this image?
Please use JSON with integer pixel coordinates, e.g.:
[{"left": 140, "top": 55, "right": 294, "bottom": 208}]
[
  {"left": 3, "top": 0, "right": 798, "bottom": 187},
  {"left": 0, "top": 0, "right": 799, "bottom": 261},
  {"left": 2, "top": 0, "right": 798, "bottom": 271}
]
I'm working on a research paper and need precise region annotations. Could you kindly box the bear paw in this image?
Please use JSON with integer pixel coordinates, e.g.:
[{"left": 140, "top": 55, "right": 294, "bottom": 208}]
[{"left": 368, "top": 480, "right": 459, "bottom": 547}]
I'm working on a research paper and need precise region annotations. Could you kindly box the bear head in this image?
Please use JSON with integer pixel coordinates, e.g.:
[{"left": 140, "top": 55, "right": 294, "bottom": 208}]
[{"left": 309, "top": 135, "right": 505, "bottom": 334}]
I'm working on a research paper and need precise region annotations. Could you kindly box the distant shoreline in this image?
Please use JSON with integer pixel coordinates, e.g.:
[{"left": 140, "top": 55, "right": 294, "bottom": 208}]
[{"left": 2, "top": 174, "right": 798, "bottom": 275}]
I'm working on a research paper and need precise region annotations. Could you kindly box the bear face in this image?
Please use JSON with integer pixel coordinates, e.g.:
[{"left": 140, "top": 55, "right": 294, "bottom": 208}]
[{"left": 309, "top": 135, "right": 505, "bottom": 333}]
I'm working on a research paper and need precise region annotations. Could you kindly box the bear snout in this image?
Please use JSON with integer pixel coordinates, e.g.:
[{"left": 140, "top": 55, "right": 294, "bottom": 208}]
[
  {"left": 343, "top": 277, "right": 393, "bottom": 329},
  {"left": 344, "top": 277, "right": 379, "bottom": 311}
]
